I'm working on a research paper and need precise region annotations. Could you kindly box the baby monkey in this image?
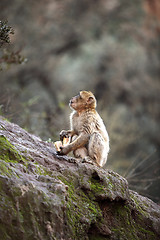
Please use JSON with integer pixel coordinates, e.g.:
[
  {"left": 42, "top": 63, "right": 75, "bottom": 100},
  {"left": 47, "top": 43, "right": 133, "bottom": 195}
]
[{"left": 56, "top": 91, "right": 110, "bottom": 167}]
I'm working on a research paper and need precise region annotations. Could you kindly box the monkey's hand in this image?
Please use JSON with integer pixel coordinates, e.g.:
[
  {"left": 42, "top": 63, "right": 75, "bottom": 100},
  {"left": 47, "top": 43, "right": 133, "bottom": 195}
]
[
  {"left": 56, "top": 146, "right": 70, "bottom": 156},
  {"left": 60, "top": 130, "right": 70, "bottom": 142},
  {"left": 56, "top": 147, "right": 65, "bottom": 156}
]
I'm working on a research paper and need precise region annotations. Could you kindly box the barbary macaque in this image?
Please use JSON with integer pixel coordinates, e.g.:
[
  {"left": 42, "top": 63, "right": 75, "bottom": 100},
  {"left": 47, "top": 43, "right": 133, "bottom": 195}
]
[{"left": 56, "top": 91, "right": 110, "bottom": 167}]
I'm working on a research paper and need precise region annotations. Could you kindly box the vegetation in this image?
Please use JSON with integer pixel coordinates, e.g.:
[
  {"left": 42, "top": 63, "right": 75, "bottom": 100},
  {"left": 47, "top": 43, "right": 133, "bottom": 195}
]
[{"left": 0, "top": 20, "right": 26, "bottom": 70}]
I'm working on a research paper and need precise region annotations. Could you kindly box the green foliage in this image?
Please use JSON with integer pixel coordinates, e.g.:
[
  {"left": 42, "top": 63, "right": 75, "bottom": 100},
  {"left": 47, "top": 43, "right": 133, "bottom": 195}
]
[
  {"left": 0, "top": 20, "right": 27, "bottom": 70},
  {"left": 0, "top": 20, "right": 14, "bottom": 47}
]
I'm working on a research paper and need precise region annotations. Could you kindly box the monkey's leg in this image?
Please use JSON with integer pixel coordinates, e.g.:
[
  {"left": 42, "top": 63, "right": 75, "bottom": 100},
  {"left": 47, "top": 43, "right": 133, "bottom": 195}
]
[
  {"left": 72, "top": 135, "right": 88, "bottom": 158},
  {"left": 73, "top": 147, "right": 88, "bottom": 159},
  {"left": 88, "top": 132, "right": 108, "bottom": 167}
]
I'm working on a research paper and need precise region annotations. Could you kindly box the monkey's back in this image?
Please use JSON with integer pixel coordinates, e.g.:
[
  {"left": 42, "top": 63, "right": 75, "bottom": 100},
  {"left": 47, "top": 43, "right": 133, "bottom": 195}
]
[{"left": 70, "top": 109, "right": 109, "bottom": 146}]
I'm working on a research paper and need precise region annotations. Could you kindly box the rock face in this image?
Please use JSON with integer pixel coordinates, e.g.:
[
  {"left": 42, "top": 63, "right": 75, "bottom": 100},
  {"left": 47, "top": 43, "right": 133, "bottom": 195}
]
[{"left": 0, "top": 116, "right": 160, "bottom": 240}]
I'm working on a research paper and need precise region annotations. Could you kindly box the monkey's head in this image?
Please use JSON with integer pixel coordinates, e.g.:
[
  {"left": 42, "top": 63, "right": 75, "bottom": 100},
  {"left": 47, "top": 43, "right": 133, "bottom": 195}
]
[{"left": 69, "top": 91, "right": 97, "bottom": 111}]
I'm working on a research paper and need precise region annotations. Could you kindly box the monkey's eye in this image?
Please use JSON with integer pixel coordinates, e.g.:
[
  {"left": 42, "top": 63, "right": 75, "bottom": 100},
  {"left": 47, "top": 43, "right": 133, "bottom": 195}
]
[{"left": 79, "top": 94, "right": 82, "bottom": 99}]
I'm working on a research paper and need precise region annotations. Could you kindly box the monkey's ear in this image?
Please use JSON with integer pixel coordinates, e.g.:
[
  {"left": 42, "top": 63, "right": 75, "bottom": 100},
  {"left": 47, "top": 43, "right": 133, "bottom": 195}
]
[{"left": 87, "top": 96, "right": 94, "bottom": 104}]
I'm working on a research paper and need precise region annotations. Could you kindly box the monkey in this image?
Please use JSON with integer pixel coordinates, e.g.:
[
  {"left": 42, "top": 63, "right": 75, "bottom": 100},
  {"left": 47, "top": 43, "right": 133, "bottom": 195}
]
[{"left": 57, "top": 91, "right": 110, "bottom": 167}]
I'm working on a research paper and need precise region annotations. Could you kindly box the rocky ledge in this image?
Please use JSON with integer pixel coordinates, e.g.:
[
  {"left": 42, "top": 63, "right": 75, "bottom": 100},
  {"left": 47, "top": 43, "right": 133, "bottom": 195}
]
[{"left": 0, "top": 116, "right": 160, "bottom": 240}]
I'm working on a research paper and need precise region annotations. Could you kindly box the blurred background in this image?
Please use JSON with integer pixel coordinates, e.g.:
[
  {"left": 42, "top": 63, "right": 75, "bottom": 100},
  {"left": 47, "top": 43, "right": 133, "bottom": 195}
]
[{"left": 0, "top": 0, "right": 160, "bottom": 203}]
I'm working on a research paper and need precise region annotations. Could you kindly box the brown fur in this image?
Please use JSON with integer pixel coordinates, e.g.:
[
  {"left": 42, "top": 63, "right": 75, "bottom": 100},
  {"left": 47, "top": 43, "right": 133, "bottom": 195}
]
[{"left": 58, "top": 91, "right": 110, "bottom": 167}]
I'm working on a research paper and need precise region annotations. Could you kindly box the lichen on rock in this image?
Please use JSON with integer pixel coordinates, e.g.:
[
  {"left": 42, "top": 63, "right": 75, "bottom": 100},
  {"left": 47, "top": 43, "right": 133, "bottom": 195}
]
[{"left": 0, "top": 116, "right": 160, "bottom": 240}]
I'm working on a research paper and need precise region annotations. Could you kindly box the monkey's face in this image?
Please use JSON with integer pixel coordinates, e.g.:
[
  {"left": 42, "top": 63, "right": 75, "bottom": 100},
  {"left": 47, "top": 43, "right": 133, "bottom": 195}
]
[{"left": 69, "top": 91, "right": 97, "bottom": 111}]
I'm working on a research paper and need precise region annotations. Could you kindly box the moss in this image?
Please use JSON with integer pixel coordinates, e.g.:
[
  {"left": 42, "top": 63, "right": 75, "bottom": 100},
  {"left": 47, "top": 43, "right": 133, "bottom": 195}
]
[
  {"left": 107, "top": 173, "right": 127, "bottom": 198},
  {"left": 0, "top": 135, "right": 54, "bottom": 178},
  {"left": 33, "top": 162, "right": 52, "bottom": 177},
  {"left": 0, "top": 135, "right": 29, "bottom": 178},
  {"left": 90, "top": 178, "right": 105, "bottom": 194},
  {"left": 58, "top": 174, "right": 102, "bottom": 239},
  {"left": 0, "top": 177, "right": 22, "bottom": 239},
  {"left": 0, "top": 175, "right": 53, "bottom": 239},
  {"left": 0, "top": 160, "right": 21, "bottom": 178},
  {"left": 130, "top": 192, "right": 149, "bottom": 218},
  {"left": 0, "top": 135, "right": 26, "bottom": 163},
  {"left": 110, "top": 201, "right": 157, "bottom": 240}
]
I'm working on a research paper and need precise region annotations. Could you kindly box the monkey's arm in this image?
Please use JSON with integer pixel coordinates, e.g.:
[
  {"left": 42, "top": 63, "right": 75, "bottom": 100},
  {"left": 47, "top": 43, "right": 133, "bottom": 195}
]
[
  {"left": 57, "top": 133, "right": 89, "bottom": 155},
  {"left": 59, "top": 130, "right": 76, "bottom": 142}
]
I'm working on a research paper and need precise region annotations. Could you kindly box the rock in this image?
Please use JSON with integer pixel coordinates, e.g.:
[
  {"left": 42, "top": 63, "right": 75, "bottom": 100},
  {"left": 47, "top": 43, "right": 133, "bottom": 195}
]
[{"left": 0, "top": 116, "right": 160, "bottom": 240}]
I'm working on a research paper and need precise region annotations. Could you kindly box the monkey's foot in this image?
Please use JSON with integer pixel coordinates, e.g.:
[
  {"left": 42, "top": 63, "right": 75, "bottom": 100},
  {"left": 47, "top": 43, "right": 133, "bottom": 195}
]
[{"left": 81, "top": 156, "right": 96, "bottom": 166}]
